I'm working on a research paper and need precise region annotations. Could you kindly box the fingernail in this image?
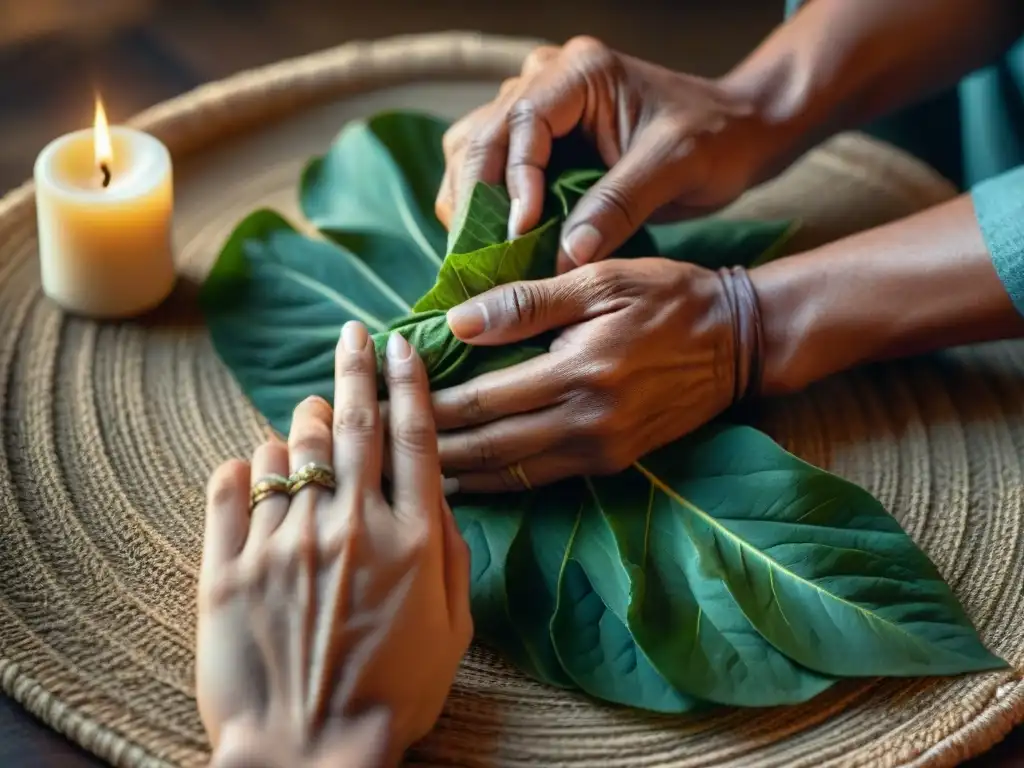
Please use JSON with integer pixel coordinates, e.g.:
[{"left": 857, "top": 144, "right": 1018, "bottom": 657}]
[
  {"left": 341, "top": 321, "right": 368, "bottom": 351},
  {"left": 442, "top": 476, "right": 460, "bottom": 496},
  {"left": 561, "top": 223, "right": 602, "bottom": 266},
  {"left": 386, "top": 331, "right": 412, "bottom": 361},
  {"left": 446, "top": 302, "right": 489, "bottom": 339},
  {"left": 507, "top": 198, "right": 523, "bottom": 240}
]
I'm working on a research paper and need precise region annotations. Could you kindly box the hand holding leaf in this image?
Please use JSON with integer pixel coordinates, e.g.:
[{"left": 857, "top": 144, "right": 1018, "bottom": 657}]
[{"left": 432, "top": 258, "right": 758, "bottom": 492}]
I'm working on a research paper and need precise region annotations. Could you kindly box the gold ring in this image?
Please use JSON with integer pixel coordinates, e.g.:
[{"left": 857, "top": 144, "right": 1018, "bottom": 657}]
[
  {"left": 289, "top": 462, "right": 337, "bottom": 495},
  {"left": 508, "top": 462, "right": 532, "bottom": 490},
  {"left": 250, "top": 474, "right": 291, "bottom": 509}
]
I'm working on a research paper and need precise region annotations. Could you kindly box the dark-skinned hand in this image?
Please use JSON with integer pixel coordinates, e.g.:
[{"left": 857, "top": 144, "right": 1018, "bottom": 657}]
[
  {"left": 432, "top": 259, "right": 763, "bottom": 493},
  {"left": 434, "top": 36, "right": 776, "bottom": 274}
]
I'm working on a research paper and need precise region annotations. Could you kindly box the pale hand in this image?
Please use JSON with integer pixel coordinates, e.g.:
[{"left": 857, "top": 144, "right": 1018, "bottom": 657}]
[{"left": 196, "top": 323, "right": 472, "bottom": 768}]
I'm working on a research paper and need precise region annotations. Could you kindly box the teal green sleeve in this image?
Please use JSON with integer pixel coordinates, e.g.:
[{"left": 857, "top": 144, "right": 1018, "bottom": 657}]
[{"left": 972, "top": 164, "right": 1024, "bottom": 316}]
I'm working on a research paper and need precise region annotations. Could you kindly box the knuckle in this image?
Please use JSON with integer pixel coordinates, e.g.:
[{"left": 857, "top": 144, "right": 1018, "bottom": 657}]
[
  {"left": 498, "top": 76, "right": 519, "bottom": 97},
  {"left": 581, "top": 262, "right": 626, "bottom": 303},
  {"left": 507, "top": 98, "right": 538, "bottom": 131},
  {"left": 434, "top": 191, "right": 453, "bottom": 228},
  {"left": 294, "top": 394, "right": 332, "bottom": 420},
  {"left": 522, "top": 44, "right": 557, "bottom": 73},
  {"left": 442, "top": 122, "right": 467, "bottom": 156},
  {"left": 587, "top": 181, "right": 640, "bottom": 231},
  {"left": 501, "top": 282, "right": 542, "bottom": 326},
  {"left": 207, "top": 459, "right": 247, "bottom": 508},
  {"left": 563, "top": 36, "right": 616, "bottom": 73},
  {"left": 289, "top": 424, "right": 332, "bottom": 457},
  {"left": 464, "top": 134, "right": 494, "bottom": 166},
  {"left": 392, "top": 416, "right": 437, "bottom": 455},
  {"left": 581, "top": 359, "right": 623, "bottom": 391},
  {"left": 459, "top": 387, "right": 489, "bottom": 422},
  {"left": 337, "top": 345, "right": 376, "bottom": 377},
  {"left": 470, "top": 435, "right": 498, "bottom": 468},
  {"left": 237, "top": 553, "right": 270, "bottom": 596},
  {"left": 334, "top": 405, "right": 378, "bottom": 438},
  {"left": 263, "top": 540, "right": 299, "bottom": 578},
  {"left": 386, "top": 358, "right": 424, "bottom": 388}
]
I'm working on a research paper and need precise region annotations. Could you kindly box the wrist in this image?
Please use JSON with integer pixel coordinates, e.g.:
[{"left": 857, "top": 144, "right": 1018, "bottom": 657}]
[
  {"left": 715, "top": 22, "right": 835, "bottom": 185},
  {"left": 748, "top": 194, "right": 1024, "bottom": 397},
  {"left": 746, "top": 257, "right": 825, "bottom": 398}
]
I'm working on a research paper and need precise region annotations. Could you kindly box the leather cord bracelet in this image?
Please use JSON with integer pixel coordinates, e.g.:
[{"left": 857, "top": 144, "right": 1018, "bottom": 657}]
[{"left": 717, "top": 266, "right": 765, "bottom": 404}]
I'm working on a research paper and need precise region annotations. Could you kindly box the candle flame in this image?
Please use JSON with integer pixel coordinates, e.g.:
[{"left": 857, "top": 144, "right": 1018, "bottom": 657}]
[{"left": 93, "top": 96, "right": 113, "bottom": 168}]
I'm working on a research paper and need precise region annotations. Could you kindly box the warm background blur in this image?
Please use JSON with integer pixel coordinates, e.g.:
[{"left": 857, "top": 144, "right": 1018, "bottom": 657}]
[{"left": 0, "top": 0, "right": 781, "bottom": 194}]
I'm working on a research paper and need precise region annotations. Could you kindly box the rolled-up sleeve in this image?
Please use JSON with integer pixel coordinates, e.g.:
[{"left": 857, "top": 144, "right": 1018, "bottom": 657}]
[{"left": 973, "top": 165, "right": 1024, "bottom": 316}]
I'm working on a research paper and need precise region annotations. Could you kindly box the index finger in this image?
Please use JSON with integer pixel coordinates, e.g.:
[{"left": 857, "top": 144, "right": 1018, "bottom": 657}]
[{"left": 384, "top": 332, "right": 442, "bottom": 521}]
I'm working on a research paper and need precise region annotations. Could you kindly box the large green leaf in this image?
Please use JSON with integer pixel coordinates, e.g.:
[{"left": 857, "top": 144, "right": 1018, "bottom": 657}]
[
  {"left": 301, "top": 111, "right": 449, "bottom": 271},
  {"left": 202, "top": 109, "right": 1006, "bottom": 716},
  {"left": 633, "top": 425, "right": 1006, "bottom": 677},
  {"left": 201, "top": 209, "right": 404, "bottom": 432},
  {"left": 579, "top": 468, "right": 836, "bottom": 707},
  {"left": 453, "top": 498, "right": 540, "bottom": 679},
  {"left": 550, "top": 496, "right": 703, "bottom": 713},
  {"left": 315, "top": 230, "right": 438, "bottom": 308}
]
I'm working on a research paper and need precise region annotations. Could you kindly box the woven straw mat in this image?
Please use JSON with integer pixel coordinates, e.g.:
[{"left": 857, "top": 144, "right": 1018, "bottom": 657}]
[{"left": 0, "top": 32, "right": 1021, "bottom": 768}]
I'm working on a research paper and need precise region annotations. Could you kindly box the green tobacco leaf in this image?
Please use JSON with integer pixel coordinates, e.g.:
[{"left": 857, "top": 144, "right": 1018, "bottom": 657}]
[
  {"left": 447, "top": 182, "right": 512, "bottom": 254},
  {"left": 414, "top": 178, "right": 564, "bottom": 313},
  {"left": 502, "top": 483, "right": 580, "bottom": 688},
  {"left": 455, "top": 486, "right": 579, "bottom": 689},
  {"left": 315, "top": 230, "right": 438, "bottom": 308},
  {"left": 631, "top": 424, "right": 1007, "bottom": 678},
  {"left": 454, "top": 498, "right": 542, "bottom": 680},
  {"left": 201, "top": 209, "right": 410, "bottom": 433},
  {"left": 301, "top": 111, "right": 449, "bottom": 269},
  {"left": 372, "top": 310, "right": 470, "bottom": 391},
  {"left": 582, "top": 468, "right": 835, "bottom": 706},
  {"left": 550, "top": 500, "right": 702, "bottom": 714},
  {"left": 414, "top": 218, "right": 559, "bottom": 312}
]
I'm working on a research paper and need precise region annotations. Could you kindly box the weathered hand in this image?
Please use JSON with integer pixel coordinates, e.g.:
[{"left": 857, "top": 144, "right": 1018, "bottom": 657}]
[
  {"left": 433, "top": 259, "right": 763, "bottom": 492},
  {"left": 196, "top": 322, "right": 472, "bottom": 768},
  {"left": 435, "top": 36, "right": 773, "bottom": 273}
]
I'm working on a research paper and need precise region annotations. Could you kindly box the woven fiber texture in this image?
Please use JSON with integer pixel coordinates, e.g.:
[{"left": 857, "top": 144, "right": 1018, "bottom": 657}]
[{"left": 0, "top": 31, "right": 1022, "bottom": 768}]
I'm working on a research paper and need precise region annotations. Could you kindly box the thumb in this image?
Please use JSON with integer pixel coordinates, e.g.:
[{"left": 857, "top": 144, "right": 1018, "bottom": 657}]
[
  {"left": 445, "top": 271, "right": 593, "bottom": 346},
  {"left": 557, "top": 139, "right": 684, "bottom": 274}
]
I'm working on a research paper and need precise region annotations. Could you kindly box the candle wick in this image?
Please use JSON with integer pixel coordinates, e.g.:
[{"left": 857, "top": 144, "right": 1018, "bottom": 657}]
[{"left": 100, "top": 163, "right": 111, "bottom": 188}]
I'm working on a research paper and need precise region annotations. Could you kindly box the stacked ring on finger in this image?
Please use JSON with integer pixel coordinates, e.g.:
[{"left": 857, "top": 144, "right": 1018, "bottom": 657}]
[
  {"left": 250, "top": 473, "right": 291, "bottom": 509},
  {"left": 508, "top": 462, "right": 532, "bottom": 490},
  {"left": 288, "top": 462, "right": 337, "bottom": 495}
]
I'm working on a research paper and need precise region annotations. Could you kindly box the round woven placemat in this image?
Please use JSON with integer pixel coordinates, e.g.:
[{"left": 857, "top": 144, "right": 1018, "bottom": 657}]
[{"left": 0, "top": 31, "right": 1022, "bottom": 768}]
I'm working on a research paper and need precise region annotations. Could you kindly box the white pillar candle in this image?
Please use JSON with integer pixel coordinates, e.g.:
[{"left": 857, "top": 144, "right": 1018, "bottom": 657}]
[{"left": 33, "top": 99, "right": 176, "bottom": 318}]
